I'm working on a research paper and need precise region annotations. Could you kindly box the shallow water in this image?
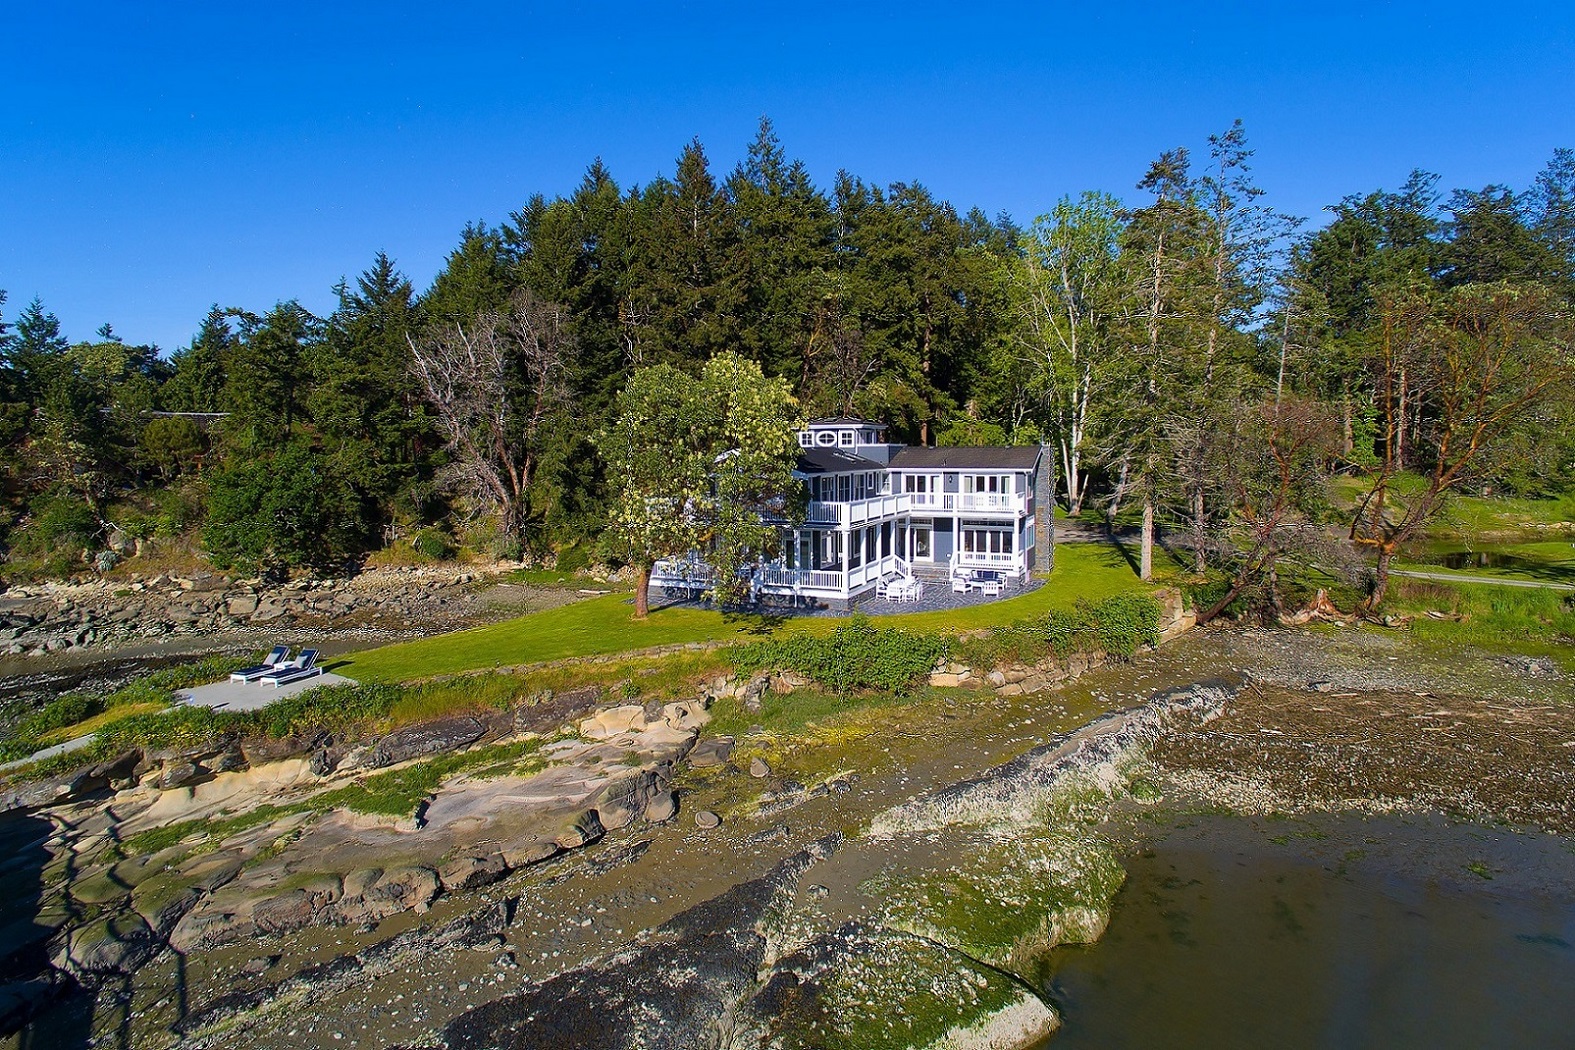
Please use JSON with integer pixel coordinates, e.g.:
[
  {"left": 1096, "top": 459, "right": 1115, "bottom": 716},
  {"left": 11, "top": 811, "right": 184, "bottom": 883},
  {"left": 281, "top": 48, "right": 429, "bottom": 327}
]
[{"left": 1040, "top": 816, "right": 1575, "bottom": 1050}]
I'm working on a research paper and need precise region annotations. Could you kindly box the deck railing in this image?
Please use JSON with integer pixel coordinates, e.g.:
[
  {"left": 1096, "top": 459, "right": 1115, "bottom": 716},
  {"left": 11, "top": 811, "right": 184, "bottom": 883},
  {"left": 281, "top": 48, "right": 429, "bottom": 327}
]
[
  {"left": 906, "top": 492, "right": 1028, "bottom": 514},
  {"left": 805, "top": 493, "right": 911, "bottom": 527}
]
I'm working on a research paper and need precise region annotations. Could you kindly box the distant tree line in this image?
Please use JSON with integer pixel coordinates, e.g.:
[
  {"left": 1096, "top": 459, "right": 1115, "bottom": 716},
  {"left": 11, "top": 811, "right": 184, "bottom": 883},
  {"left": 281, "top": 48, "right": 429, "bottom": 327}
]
[{"left": 0, "top": 118, "right": 1569, "bottom": 609}]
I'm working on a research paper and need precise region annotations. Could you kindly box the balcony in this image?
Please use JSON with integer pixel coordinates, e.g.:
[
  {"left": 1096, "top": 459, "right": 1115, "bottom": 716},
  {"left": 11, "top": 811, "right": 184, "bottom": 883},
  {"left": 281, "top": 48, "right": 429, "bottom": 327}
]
[
  {"left": 905, "top": 491, "right": 1030, "bottom": 515},
  {"left": 804, "top": 493, "right": 911, "bottom": 528}
]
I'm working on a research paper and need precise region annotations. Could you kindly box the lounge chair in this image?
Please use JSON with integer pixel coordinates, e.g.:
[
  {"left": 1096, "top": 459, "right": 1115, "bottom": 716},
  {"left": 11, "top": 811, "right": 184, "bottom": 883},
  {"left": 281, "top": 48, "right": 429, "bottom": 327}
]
[
  {"left": 260, "top": 649, "right": 322, "bottom": 687},
  {"left": 230, "top": 646, "right": 291, "bottom": 682}
]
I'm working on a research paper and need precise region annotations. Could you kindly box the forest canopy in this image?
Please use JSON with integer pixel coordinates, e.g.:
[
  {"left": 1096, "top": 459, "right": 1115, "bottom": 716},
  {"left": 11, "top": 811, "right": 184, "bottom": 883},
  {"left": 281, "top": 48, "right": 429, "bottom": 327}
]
[{"left": 1, "top": 119, "right": 1570, "bottom": 608}]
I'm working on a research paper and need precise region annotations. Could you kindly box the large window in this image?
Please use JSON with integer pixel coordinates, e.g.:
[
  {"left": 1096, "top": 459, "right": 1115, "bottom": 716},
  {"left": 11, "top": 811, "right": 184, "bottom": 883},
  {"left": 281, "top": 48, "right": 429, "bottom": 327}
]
[
  {"left": 961, "top": 526, "right": 1013, "bottom": 555},
  {"left": 911, "top": 524, "right": 932, "bottom": 560}
]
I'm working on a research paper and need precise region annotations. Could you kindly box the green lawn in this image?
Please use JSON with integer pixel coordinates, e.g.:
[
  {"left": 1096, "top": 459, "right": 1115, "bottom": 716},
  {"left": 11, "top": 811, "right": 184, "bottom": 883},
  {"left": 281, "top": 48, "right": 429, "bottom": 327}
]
[{"left": 339, "top": 543, "right": 1154, "bottom": 684}]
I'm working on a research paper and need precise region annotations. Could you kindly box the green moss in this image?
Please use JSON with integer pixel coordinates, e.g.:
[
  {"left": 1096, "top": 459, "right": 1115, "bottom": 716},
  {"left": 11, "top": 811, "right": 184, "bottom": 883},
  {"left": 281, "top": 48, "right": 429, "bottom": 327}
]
[
  {"left": 775, "top": 932, "right": 1038, "bottom": 1050},
  {"left": 870, "top": 830, "right": 1126, "bottom": 978}
]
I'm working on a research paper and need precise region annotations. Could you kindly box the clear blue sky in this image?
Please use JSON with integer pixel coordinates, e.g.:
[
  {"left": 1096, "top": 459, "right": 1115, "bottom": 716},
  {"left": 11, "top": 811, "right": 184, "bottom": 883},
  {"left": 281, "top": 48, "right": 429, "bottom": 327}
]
[{"left": 3, "top": 1, "right": 1571, "bottom": 351}]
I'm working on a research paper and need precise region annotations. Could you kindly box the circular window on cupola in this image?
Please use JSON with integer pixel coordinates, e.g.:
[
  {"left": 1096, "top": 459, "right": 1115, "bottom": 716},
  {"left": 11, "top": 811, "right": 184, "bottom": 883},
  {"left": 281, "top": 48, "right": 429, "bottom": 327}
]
[{"left": 816, "top": 431, "right": 837, "bottom": 446}]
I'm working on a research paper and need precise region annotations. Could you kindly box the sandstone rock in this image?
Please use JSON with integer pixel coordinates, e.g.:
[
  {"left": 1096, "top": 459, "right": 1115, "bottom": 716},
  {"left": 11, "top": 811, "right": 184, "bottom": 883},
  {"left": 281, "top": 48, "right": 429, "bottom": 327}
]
[
  {"left": 987, "top": 670, "right": 1008, "bottom": 687},
  {"left": 250, "top": 602, "right": 285, "bottom": 623},
  {"left": 595, "top": 769, "right": 665, "bottom": 830},
  {"left": 661, "top": 700, "right": 709, "bottom": 732},
  {"left": 226, "top": 595, "right": 259, "bottom": 617},
  {"left": 62, "top": 913, "right": 158, "bottom": 975},
  {"left": 748, "top": 757, "right": 771, "bottom": 779},
  {"left": 578, "top": 705, "right": 647, "bottom": 741},
  {"left": 360, "top": 865, "right": 440, "bottom": 915},
  {"left": 694, "top": 810, "right": 721, "bottom": 829},
  {"left": 644, "top": 791, "right": 677, "bottom": 823},
  {"left": 554, "top": 810, "right": 606, "bottom": 849},
  {"left": 689, "top": 736, "right": 735, "bottom": 768}
]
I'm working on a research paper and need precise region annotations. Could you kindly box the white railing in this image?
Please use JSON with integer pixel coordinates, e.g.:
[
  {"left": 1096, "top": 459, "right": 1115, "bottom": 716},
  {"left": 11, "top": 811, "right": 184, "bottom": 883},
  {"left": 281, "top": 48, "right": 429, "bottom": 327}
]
[
  {"left": 905, "top": 492, "right": 1028, "bottom": 514},
  {"left": 956, "top": 492, "right": 1026, "bottom": 513},
  {"left": 755, "top": 566, "right": 845, "bottom": 592},
  {"left": 650, "top": 556, "right": 715, "bottom": 588},
  {"left": 805, "top": 493, "right": 911, "bottom": 528}
]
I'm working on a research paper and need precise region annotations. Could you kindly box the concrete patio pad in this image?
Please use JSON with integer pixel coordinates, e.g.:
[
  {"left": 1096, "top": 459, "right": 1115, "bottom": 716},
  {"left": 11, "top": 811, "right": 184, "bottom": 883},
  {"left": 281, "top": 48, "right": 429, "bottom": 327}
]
[{"left": 176, "top": 672, "right": 357, "bottom": 713}]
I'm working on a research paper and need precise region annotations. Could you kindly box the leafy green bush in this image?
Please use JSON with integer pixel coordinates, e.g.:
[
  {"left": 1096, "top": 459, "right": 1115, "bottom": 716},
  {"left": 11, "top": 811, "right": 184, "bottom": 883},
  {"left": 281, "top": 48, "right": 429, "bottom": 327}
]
[
  {"left": 412, "top": 527, "right": 452, "bottom": 560},
  {"left": 729, "top": 616, "right": 944, "bottom": 694},
  {"left": 952, "top": 594, "right": 1163, "bottom": 670}
]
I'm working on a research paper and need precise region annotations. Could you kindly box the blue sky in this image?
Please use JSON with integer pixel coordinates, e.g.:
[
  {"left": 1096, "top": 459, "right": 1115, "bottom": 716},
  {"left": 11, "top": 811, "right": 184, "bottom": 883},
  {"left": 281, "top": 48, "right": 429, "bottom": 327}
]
[{"left": 3, "top": 1, "right": 1572, "bottom": 351}]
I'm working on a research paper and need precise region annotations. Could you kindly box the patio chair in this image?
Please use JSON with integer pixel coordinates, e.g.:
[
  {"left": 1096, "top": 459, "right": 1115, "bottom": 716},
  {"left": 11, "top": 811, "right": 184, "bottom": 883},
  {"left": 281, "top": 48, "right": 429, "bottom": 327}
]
[
  {"left": 981, "top": 580, "right": 1003, "bottom": 598},
  {"left": 951, "top": 576, "right": 969, "bottom": 594},
  {"left": 229, "top": 646, "right": 291, "bottom": 682},
  {"left": 261, "top": 649, "right": 323, "bottom": 687}
]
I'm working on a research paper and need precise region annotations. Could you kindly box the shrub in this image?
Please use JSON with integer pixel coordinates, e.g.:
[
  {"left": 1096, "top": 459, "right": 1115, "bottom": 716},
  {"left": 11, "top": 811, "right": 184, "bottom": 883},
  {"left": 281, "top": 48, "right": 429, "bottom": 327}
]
[
  {"left": 413, "top": 527, "right": 452, "bottom": 560},
  {"left": 952, "top": 594, "right": 1163, "bottom": 670},
  {"left": 729, "top": 616, "right": 944, "bottom": 694}
]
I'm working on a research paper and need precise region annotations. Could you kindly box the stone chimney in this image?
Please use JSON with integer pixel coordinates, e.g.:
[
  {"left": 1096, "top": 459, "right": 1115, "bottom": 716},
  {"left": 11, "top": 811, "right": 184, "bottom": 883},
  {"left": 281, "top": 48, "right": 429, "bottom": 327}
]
[{"left": 1034, "top": 444, "right": 1055, "bottom": 577}]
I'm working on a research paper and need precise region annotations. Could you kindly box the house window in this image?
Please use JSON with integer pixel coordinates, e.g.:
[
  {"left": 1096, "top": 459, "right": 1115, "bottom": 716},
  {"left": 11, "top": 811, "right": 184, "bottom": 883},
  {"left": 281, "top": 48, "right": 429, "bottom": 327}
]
[
  {"left": 961, "top": 526, "right": 1012, "bottom": 555},
  {"left": 849, "top": 530, "right": 863, "bottom": 569},
  {"left": 838, "top": 475, "right": 852, "bottom": 502},
  {"left": 964, "top": 475, "right": 1003, "bottom": 494},
  {"left": 820, "top": 531, "right": 842, "bottom": 570},
  {"left": 866, "top": 524, "right": 879, "bottom": 562},
  {"left": 911, "top": 525, "right": 932, "bottom": 560},
  {"left": 838, "top": 430, "right": 855, "bottom": 447},
  {"left": 816, "top": 431, "right": 837, "bottom": 447}
]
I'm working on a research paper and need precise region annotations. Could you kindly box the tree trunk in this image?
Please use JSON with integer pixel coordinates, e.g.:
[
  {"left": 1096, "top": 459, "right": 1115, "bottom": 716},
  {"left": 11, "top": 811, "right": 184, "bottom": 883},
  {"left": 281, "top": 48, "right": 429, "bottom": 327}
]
[
  {"left": 1140, "top": 499, "right": 1154, "bottom": 580},
  {"left": 1368, "top": 545, "right": 1395, "bottom": 611},
  {"left": 634, "top": 564, "right": 651, "bottom": 619},
  {"left": 1191, "top": 487, "right": 1206, "bottom": 574}
]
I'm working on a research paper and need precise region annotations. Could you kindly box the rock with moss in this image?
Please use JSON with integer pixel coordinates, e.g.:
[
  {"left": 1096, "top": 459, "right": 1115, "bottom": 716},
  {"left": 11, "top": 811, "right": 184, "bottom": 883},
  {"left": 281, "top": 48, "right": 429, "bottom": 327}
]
[
  {"left": 760, "top": 922, "right": 1057, "bottom": 1050},
  {"left": 871, "top": 829, "right": 1125, "bottom": 979}
]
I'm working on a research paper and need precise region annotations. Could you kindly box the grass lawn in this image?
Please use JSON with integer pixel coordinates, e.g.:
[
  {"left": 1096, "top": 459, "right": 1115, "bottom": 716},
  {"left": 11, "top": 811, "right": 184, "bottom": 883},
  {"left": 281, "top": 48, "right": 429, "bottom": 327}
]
[{"left": 339, "top": 543, "right": 1157, "bottom": 684}]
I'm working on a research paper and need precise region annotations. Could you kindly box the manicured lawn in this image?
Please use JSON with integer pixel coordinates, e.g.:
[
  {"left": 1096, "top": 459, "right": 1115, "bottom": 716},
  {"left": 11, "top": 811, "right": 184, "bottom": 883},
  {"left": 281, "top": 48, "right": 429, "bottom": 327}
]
[{"left": 340, "top": 543, "right": 1155, "bottom": 684}]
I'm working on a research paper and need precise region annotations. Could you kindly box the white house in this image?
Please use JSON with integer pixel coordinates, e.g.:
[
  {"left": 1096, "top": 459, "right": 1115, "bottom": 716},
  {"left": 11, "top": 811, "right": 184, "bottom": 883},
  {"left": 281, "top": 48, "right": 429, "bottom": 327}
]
[{"left": 651, "top": 417, "right": 1053, "bottom": 609}]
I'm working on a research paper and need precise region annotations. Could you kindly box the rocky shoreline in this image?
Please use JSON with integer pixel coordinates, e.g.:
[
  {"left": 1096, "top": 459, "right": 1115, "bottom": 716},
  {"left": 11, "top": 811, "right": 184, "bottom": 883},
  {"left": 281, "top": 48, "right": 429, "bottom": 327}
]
[
  {"left": 1, "top": 619, "right": 1571, "bottom": 1049},
  {"left": 0, "top": 563, "right": 583, "bottom": 662}
]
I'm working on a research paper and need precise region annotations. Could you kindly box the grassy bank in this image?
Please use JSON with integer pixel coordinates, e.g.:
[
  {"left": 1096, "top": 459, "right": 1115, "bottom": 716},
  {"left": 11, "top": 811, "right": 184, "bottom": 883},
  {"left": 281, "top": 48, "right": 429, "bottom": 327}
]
[
  {"left": 341, "top": 544, "right": 1155, "bottom": 684},
  {"left": 1387, "top": 576, "right": 1575, "bottom": 669}
]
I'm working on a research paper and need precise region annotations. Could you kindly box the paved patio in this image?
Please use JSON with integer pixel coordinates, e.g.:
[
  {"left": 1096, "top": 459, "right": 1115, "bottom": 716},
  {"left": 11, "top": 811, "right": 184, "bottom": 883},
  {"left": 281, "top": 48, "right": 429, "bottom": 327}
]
[
  {"left": 175, "top": 672, "right": 357, "bottom": 713},
  {"left": 853, "top": 577, "right": 1042, "bottom": 616}
]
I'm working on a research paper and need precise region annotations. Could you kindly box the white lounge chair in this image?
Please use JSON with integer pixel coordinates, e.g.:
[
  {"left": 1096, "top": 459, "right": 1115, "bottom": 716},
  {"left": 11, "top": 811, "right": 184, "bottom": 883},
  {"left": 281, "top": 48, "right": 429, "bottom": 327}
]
[
  {"left": 261, "top": 649, "right": 322, "bottom": 687},
  {"left": 230, "top": 646, "right": 291, "bottom": 682}
]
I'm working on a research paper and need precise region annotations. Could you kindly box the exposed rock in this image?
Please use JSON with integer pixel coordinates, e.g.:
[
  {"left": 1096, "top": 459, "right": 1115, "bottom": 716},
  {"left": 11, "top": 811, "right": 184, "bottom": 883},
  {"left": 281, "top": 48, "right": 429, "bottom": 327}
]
[
  {"left": 644, "top": 791, "right": 677, "bottom": 823},
  {"left": 578, "top": 705, "right": 648, "bottom": 741},
  {"left": 694, "top": 810, "right": 721, "bottom": 829},
  {"left": 689, "top": 736, "right": 735, "bottom": 768},
  {"left": 156, "top": 760, "right": 202, "bottom": 791},
  {"left": 225, "top": 595, "right": 259, "bottom": 617},
  {"left": 438, "top": 841, "right": 837, "bottom": 1050},
  {"left": 438, "top": 854, "right": 508, "bottom": 894},
  {"left": 748, "top": 757, "right": 772, "bottom": 779},
  {"left": 661, "top": 699, "right": 709, "bottom": 732},
  {"left": 554, "top": 810, "right": 606, "bottom": 850},
  {"left": 60, "top": 913, "right": 158, "bottom": 976},
  {"left": 368, "top": 715, "right": 487, "bottom": 768}
]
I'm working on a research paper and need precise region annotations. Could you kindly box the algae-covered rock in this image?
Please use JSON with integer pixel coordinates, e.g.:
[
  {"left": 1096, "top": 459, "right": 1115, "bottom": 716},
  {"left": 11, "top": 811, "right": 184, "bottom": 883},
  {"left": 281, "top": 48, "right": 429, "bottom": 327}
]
[
  {"left": 871, "top": 830, "right": 1125, "bottom": 979},
  {"left": 61, "top": 912, "right": 158, "bottom": 975},
  {"left": 762, "top": 922, "right": 1057, "bottom": 1050}
]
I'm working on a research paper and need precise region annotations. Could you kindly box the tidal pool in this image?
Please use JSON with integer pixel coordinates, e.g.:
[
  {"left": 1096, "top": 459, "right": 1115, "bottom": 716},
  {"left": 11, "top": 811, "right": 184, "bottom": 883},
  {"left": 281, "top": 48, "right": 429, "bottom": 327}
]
[{"left": 1038, "top": 815, "right": 1575, "bottom": 1050}]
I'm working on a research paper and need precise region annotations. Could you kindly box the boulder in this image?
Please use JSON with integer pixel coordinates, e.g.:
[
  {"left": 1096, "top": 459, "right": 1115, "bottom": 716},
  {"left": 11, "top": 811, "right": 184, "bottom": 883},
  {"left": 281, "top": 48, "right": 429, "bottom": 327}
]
[
  {"left": 225, "top": 595, "right": 259, "bottom": 617},
  {"left": 594, "top": 768, "right": 666, "bottom": 830},
  {"left": 748, "top": 757, "right": 771, "bottom": 779},
  {"left": 61, "top": 913, "right": 158, "bottom": 975},
  {"left": 554, "top": 810, "right": 606, "bottom": 850},
  {"left": 644, "top": 791, "right": 677, "bottom": 823},
  {"left": 156, "top": 760, "right": 202, "bottom": 791},
  {"left": 689, "top": 736, "right": 735, "bottom": 768},
  {"left": 694, "top": 810, "right": 721, "bottom": 829}
]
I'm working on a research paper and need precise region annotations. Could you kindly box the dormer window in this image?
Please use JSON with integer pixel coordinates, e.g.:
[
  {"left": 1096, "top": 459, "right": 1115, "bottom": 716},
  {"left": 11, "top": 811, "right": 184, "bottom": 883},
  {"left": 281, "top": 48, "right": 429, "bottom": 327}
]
[
  {"left": 815, "top": 431, "right": 837, "bottom": 447},
  {"left": 838, "top": 430, "right": 855, "bottom": 447}
]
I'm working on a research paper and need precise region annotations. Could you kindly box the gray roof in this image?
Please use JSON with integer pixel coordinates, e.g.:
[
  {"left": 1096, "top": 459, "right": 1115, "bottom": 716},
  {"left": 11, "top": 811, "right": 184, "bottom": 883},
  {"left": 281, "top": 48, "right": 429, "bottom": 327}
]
[
  {"left": 795, "top": 447, "right": 885, "bottom": 474},
  {"left": 888, "top": 446, "right": 1043, "bottom": 471},
  {"left": 806, "top": 416, "right": 886, "bottom": 429}
]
